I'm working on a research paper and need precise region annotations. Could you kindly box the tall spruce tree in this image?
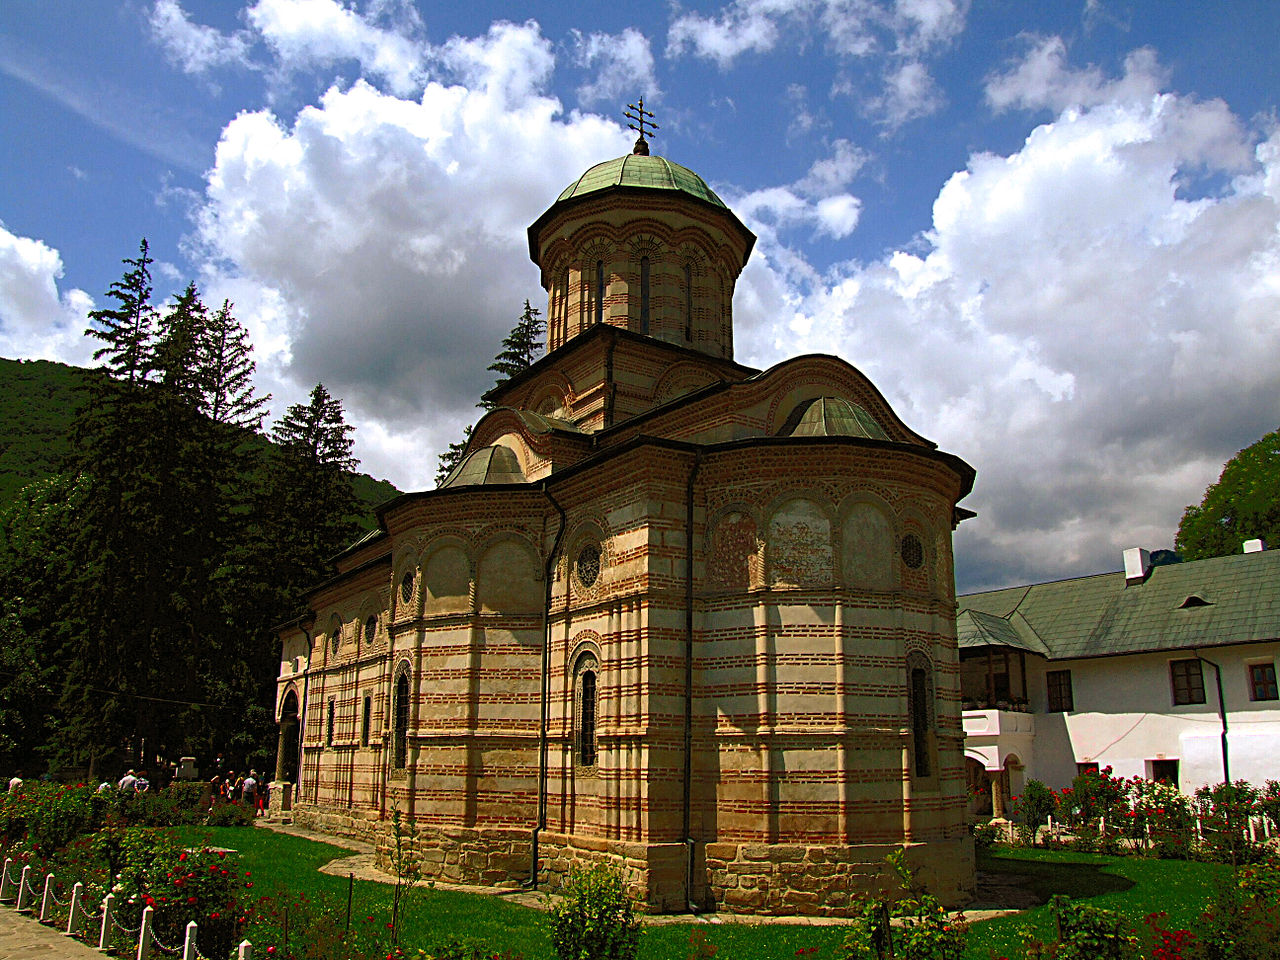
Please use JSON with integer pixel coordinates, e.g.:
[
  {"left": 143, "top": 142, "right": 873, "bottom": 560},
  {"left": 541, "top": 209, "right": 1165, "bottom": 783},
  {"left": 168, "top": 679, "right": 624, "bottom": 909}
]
[
  {"left": 487, "top": 300, "right": 545, "bottom": 387},
  {"left": 86, "top": 239, "right": 157, "bottom": 386},
  {"left": 265, "top": 384, "right": 360, "bottom": 611},
  {"left": 436, "top": 301, "right": 546, "bottom": 484},
  {"left": 201, "top": 299, "right": 271, "bottom": 430}
]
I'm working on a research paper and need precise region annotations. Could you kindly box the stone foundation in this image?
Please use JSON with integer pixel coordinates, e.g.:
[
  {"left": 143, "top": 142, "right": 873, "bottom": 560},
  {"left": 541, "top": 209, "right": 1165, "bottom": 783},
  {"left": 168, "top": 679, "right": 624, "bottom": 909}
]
[
  {"left": 293, "top": 803, "right": 973, "bottom": 916},
  {"left": 706, "top": 838, "right": 975, "bottom": 916}
]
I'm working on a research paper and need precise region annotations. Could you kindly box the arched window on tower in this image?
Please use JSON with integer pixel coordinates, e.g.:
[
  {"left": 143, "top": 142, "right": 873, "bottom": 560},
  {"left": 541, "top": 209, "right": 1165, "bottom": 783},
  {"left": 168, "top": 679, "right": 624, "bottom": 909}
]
[
  {"left": 639, "top": 256, "right": 650, "bottom": 335},
  {"left": 595, "top": 261, "right": 605, "bottom": 325},
  {"left": 393, "top": 668, "right": 410, "bottom": 769},
  {"left": 574, "top": 652, "right": 599, "bottom": 768},
  {"left": 683, "top": 262, "right": 693, "bottom": 341},
  {"left": 906, "top": 651, "right": 936, "bottom": 780}
]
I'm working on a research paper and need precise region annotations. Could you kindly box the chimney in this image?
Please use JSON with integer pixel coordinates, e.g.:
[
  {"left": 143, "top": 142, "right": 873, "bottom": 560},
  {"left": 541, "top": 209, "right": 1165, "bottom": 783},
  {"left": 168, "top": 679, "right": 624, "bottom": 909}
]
[
  {"left": 1123, "top": 547, "right": 1151, "bottom": 584},
  {"left": 1243, "top": 539, "right": 1265, "bottom": 554}
]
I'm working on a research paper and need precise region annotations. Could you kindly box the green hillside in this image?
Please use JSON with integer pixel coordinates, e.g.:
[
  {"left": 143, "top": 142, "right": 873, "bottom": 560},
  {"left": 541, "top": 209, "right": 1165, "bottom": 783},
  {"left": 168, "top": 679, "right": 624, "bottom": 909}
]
[{"left": 0, "top": 357, "right": 402, "bottom": 527}]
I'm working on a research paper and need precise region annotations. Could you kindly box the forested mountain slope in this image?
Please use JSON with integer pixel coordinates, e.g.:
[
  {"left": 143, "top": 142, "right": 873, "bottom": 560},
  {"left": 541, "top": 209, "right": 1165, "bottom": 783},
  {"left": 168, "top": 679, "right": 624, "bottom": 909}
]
[{"left": 0, "top": 357, "right": 400, "bottom": 524}]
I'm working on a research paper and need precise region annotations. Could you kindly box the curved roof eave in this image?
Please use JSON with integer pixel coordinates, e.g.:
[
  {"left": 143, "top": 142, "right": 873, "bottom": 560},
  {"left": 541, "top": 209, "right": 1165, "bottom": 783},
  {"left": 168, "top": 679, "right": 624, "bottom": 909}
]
[{"left": 527, "top": 184, "right": 757, "bottom": 270}]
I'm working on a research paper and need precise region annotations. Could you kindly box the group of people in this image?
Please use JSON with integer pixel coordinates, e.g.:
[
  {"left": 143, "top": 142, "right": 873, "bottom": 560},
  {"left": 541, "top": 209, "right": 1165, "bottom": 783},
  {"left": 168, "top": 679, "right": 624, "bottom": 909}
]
[
  {"left": 112, "top": 769, "right": 151, "bottom": 792},
  {"left": 210, "top": 770, "right": 268, "bottom": 816}
]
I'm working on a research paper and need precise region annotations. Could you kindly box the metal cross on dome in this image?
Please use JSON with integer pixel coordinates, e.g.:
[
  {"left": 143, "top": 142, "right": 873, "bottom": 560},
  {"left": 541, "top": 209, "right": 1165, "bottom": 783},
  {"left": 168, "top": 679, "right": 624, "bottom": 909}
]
[{"left": 625, "top": 97, "right": 658, "bottom": 155}]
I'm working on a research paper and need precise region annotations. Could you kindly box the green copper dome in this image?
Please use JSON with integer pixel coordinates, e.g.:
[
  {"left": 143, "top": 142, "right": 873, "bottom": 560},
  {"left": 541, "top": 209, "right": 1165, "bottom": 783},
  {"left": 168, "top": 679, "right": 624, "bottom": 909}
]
[
  {"left": 779, "top": 397, "right": 889, "bottom": 441},
  {"left": 555, "top": 154, "right": 728, "bottom": 209}
]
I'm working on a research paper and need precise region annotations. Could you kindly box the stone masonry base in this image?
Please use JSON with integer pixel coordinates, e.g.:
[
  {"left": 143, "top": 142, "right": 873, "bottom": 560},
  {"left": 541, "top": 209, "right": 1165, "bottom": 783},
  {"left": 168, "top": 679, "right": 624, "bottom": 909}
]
[{"left": 292, "top": 804, "right": 973, "bottom": 916}]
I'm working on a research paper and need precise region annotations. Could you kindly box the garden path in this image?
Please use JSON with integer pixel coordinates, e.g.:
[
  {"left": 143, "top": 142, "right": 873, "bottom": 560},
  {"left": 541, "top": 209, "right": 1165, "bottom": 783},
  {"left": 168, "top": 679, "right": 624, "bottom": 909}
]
[{"left": 0, "top": 908, "right": 109, "bottom": 960}]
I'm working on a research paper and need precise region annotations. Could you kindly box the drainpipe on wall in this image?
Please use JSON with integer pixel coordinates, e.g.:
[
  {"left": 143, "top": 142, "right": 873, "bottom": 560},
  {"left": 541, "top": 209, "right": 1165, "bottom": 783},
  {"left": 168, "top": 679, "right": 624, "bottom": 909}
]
[
  {"left": 682, "top": 451, "right": 704, "bottom": 913},
  {"left": 1193, "top": 650, "right": 1230, "bottom": 783},
  {"left": 527, "top": 483, "right": 567, "bottom": 889}
]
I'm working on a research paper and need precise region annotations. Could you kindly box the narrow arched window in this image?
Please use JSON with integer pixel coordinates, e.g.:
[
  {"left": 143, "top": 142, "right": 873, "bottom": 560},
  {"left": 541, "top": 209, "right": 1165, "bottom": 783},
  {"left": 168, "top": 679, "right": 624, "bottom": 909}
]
[
  {"left": 361, "top": 695, "right": 372, "bottom": 747},
  {"left": 640, "top": 257, "right": 650, "bottom": 335},
  {"left": 326, "top": 698, "right": 335, "bottom": 747},
  {"left": 574, "top": 652, "right": 599, "bottom": 768},
  {"left": 393, "top": 670, "right": 410, "bottom": 769},
  {"left": 561, "top": 266, "right": 570, "bottom": 339},
  {"left": 683, "top": 262, "right": 693, "bottom": 341},
  {"left": 595, "top": 260, "right": 605, "bottom": 325},
  {"left": 910, "top": 667, "right": 930, "bottom": 777}
]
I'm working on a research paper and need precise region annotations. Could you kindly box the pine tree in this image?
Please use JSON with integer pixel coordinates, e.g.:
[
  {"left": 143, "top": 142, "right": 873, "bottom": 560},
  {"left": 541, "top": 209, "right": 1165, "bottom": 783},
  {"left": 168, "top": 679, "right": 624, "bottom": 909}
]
[
  {"left": 264, "top": 384, "right": 361, "bottom": 613},
  {"left": 435, "top": 423, "right": 474, "bottom": 486},
  {"left": 86, "top": 239, "right": 157, "bottom": 385},
  {"left": 436, "top": 301, "right": 546, "bottom": 484},
  {"left": 488, "top": 299, "right": 545, "bottom": 389},
  {"left": 201, "top": 300, "right": 271, "bottom": 430}
]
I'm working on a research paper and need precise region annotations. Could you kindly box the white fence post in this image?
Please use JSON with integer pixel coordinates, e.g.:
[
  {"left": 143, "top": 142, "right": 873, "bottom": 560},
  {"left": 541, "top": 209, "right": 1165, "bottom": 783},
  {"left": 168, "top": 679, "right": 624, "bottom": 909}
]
[
  {"left": 40, "top": 874, "right": 54, "bottom": 923},
  {"left": 99, "top": 892, "right": 115, "bottom": 950},
  {"left": 66, "top": 881, "right": 84, "bottom": 936},
  {"left": 182, "top": 921, "right": 198, "bottom": 960},
  {"left": 0, "top": 858, "right": 13, "bottom": 901},
  {"left": 238, "top": 938, "right": 253, "bottom": 960},
  {"left": 16, "top": 865, "right": 32, "bottom": 912},
  {"left": 137, "top": 904, "right": 154, "bottom": 960}
]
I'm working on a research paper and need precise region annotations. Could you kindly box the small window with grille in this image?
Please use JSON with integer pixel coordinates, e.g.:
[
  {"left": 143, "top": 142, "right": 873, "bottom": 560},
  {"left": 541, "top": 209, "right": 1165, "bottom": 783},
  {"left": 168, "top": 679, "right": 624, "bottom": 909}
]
[
  {"left": 1046, "top": 670, "right": 1074, "bottom": 712},
  {"left": 1249, "top": 662, "right": 1278, "bottom": 701},
  {"left": 1170, "top": 659, "right": 1205, "bottom": 705}
]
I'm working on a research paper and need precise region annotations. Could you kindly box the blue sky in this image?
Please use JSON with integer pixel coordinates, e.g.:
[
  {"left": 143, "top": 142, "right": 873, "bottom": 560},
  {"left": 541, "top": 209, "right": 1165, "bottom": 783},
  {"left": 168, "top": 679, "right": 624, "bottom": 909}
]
[{"left": 2, "top": 0, "right": 1279, "bottom": 591}]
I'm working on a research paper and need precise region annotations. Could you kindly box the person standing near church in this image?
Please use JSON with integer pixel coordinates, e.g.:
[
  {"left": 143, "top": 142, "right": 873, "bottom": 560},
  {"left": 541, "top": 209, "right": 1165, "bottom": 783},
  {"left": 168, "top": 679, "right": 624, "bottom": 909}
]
[{"left": 242, "top": 771, "right": 257, "bottom": 812}]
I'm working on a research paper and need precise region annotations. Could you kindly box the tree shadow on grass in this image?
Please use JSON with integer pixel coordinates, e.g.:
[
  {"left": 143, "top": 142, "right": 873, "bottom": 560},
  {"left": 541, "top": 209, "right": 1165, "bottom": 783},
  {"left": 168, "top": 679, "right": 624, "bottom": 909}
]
[{"left": 973, "top": 850, "right": 1134, "bottom": 909}]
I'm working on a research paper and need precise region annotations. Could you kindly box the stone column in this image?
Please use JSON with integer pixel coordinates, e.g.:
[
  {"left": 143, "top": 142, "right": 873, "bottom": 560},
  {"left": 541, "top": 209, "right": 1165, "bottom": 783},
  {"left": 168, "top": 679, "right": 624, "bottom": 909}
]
[{"left": 990, "top": 772, "right": 1005, "bottom": 820}]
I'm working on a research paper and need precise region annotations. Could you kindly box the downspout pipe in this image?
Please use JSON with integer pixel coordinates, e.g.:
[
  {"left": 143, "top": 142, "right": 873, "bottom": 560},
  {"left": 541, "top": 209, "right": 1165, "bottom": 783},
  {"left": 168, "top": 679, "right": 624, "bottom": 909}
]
[
  {"left": 682, "top": 451, "right": 703, "bottom": 913},
  {"left": 1193, "top": 650, "right": 1230, "bottom": 783},
  {"left": 527, "top": 483, "right": 567, "bottom": 889}
]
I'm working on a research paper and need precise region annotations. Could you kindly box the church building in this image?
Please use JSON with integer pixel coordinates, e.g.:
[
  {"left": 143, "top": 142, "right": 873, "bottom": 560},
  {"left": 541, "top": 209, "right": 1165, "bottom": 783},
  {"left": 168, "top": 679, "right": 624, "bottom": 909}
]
[{"left": 272, "top": 126, "right": 978, "bottom": 915}]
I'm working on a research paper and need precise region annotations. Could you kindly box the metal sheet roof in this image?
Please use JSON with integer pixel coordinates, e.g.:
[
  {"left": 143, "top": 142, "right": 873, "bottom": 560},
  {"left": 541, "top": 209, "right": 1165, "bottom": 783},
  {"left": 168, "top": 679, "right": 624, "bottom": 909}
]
[{"left": 956, "top": 551, "right": 1280, "bottom": 660}]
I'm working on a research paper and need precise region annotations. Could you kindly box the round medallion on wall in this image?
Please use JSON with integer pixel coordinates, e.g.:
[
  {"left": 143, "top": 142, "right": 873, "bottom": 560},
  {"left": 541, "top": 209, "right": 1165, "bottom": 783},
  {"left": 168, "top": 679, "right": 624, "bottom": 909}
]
[
  {"left": 329, "top": 616, "right": 342, "bottom": 655},
  {"left": 901, "top": 533, "right": 925, "bottom": 570},
  {"left": 574, "top": 543, "right": 602, "bottom": 590},
  {"left": 400, "top": 570, "right": 414, "bottom": 604}
]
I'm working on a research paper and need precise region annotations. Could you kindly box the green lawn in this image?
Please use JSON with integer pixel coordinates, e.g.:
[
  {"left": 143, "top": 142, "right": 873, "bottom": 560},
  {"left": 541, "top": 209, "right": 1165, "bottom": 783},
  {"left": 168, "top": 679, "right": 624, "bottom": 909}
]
[{"left": 176, "top": 828, "right": 1227, "bottom": 960}]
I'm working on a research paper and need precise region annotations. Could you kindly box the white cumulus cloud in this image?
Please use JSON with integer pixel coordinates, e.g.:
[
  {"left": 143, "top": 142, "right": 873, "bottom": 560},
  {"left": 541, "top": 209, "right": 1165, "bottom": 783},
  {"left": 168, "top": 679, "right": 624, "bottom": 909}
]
[
  {"left": 188, "top": 20, "right": 632, "bottom": 489},
  {"left": 733, "top": 53, "right": 1280, "bottom": 589},
  {"left": 571, "top": 28, "right": 659, "bottom": 108},
  {"left": 149, "top": 0, "right": 253, "bottom": 74},
  {"left": 0, "top": 224, "right": 95, "bottom": 365}
]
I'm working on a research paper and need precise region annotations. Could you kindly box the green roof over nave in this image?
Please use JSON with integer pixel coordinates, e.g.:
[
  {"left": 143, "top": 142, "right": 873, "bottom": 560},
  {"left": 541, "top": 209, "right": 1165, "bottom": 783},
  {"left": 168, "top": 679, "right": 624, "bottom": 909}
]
[{"left": 555, "top": 154, "right": 729, "bottom": 209}]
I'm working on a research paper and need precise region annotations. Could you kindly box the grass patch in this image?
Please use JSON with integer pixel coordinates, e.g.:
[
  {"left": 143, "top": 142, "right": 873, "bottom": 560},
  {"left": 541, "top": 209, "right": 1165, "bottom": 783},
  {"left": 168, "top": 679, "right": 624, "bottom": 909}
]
[
  {"left": 174, "top": 826, "right": 555, "bottom": 958},
  {"left": 173, "top": 829, "right": 1227, "bottom": 960},
  {"left": 963, "top": 846, "right": 1228, "bottom": 959}
]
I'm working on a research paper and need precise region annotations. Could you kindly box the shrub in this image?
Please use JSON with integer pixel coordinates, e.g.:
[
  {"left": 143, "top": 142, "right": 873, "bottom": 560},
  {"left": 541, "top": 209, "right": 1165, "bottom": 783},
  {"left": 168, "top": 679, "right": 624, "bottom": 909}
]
[
  {"left": 1013, "top": 780, "right": 1058, "bottom": 846},
  {"left": 1043, "top": 895, "right": 1139, "bottom": 960},
  {"left": 548, "top": 864, "right": 640, "bottom": 960},
  {"left": 970, "top": 819, "right": 1002, "bottom": 856},
  {"left": 207, "top": 801, "right": 257, "bottom": 827},
  {"left": 1187, "top": 867, "right": 1280, "bottom": 960},
  {"left": 1195, "top": 781, "right": 1265, "bottom": 865}
]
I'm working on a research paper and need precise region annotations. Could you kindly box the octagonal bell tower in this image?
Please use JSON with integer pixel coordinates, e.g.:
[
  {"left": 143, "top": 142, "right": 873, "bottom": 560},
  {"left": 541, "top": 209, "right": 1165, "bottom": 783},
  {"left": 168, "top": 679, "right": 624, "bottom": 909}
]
[{"left": 527, "top": 137, "right": 755, "bottom": 360}]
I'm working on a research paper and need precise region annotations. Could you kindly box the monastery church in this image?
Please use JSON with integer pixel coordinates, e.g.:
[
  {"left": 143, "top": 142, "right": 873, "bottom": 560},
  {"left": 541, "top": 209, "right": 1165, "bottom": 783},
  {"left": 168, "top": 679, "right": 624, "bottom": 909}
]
[{"left": 272, "top": 123, "right": 978, "bottom": 915}]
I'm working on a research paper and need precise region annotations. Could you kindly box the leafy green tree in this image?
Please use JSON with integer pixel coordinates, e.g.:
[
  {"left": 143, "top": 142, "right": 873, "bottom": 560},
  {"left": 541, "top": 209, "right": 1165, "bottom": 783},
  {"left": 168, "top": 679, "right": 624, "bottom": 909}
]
[
  {"left": 0, "top": 473, "right": 87, "bottom": 772},
  {"left": 1176, "top": 428, "right": 1280, "bottom": 560}
]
